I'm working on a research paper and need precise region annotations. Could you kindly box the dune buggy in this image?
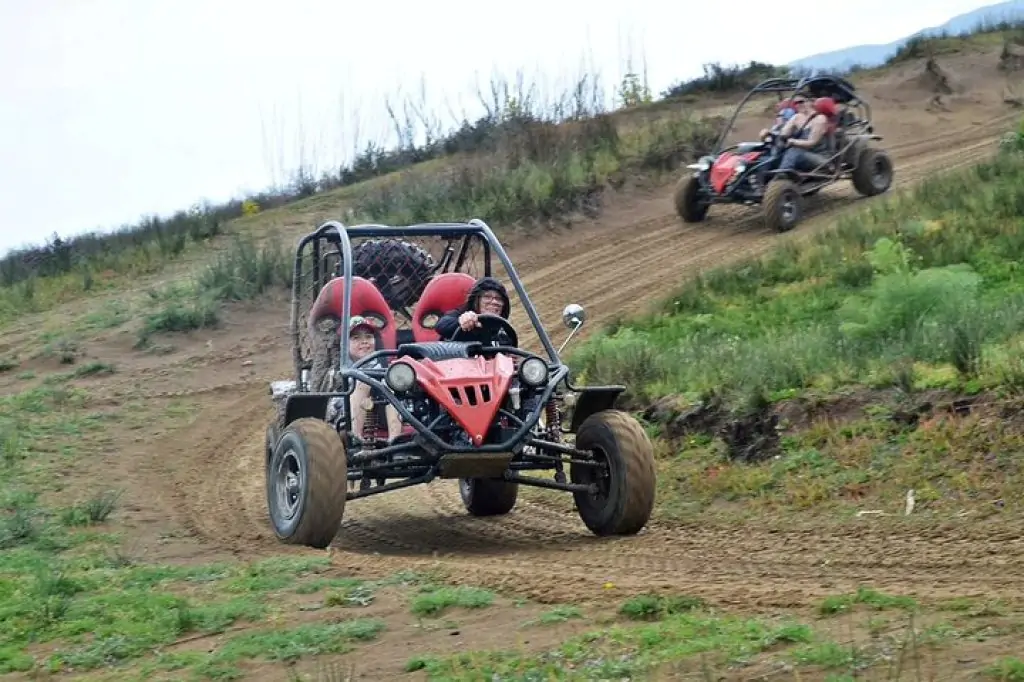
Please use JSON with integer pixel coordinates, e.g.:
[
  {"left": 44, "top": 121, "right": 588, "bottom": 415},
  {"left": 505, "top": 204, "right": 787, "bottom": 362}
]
[
  {"left": 264, "top": 218, "right": 657, "bottom": 549},
  {"left": 674, "top": 74, "right": 894, "bottom": 232}
]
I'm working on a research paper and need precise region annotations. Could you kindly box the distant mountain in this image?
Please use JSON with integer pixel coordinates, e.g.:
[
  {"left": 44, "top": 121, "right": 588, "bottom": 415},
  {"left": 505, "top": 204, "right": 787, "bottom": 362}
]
[{"left": 789, "top": 0, "right": 1024, "bottom": 73}]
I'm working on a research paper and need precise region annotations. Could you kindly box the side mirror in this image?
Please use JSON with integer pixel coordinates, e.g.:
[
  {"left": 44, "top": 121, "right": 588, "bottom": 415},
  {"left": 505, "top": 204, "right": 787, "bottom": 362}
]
[{"left": 562, "top": 303, "right": 586, "bottom": 329}]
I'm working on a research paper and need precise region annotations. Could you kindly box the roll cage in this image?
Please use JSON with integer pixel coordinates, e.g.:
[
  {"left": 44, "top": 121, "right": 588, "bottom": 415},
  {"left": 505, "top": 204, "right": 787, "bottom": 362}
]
[
  {"left": 711, "top": 74, "right": 872, "bottom": 156},
  {"left": 289, "top": 219, "right": 560, "bottom": 375}
]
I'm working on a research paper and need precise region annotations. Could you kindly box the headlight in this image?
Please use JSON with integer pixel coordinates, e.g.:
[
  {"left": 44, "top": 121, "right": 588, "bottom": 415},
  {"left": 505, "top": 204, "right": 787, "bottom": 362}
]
[
  {"left": 385, "top": 362, "right": 416, "bottom": 393},
  {"left": 519, "top": 358, "right": 549, "bottom": 387}
]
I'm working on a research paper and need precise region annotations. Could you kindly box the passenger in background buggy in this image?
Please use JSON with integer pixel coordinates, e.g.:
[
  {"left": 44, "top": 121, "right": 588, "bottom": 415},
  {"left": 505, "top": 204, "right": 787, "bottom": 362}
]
[
  {"left": 435, "top": 276, "right": 519, "bottom": 348},
  {"left": 346, "top": 316, "right": 404, "bottom": 444}
]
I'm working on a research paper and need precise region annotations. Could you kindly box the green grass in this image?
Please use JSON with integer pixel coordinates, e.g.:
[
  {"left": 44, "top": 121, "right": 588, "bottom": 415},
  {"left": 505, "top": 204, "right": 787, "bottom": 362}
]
[
  {"left": 0, "top": 377, "right": 405, "bottom": 679},
  {"left": 408, "top": 597, "right": 815, "bottom": 679},
  {"left": 135, "top": 233, "right": 291, "bottom": 344},
  {"left": 406, "top": 590, "right": 1024, "bottom": 680},
  {"left": 410, "top": 585, "right": 496, "bottom": 618}
]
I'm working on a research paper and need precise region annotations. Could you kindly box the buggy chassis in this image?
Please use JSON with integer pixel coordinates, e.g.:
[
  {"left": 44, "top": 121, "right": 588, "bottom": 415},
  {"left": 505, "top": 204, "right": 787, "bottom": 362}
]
[
  {"left": 675, "top": 74, "right": 894, "bottom": 232},
  {"left": 265, "top": 218, "right": 657, "bottom": 549}
]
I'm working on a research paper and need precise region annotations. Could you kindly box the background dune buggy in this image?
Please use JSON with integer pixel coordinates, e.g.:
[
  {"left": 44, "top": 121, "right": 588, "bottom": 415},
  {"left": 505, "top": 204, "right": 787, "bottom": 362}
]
[
  {"left": 264, "top": 218, "right": 657, "bottom": 549},
  {"left": 674, "top": 74, "right": 895, "bottom": 232}
]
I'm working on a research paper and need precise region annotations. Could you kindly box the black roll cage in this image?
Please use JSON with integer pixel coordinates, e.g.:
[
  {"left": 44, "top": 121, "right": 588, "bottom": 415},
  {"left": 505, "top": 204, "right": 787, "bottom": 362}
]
[{"left": 711, "top": 74, "right": 871, "bottom": 156}]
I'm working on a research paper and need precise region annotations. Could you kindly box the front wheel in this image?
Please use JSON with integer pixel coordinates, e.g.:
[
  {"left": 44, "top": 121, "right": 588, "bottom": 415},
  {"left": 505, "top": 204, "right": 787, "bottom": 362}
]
[
  {"left": 266, "top": 418, "right": 348, "bottom": 548},
  {"left": 459, "top": 477, "right": 519, "bottom": 516},
  {"left": 571, "top": 410, "right": 657, "bottom": 536},
  {"left": 674, "top": 175, "right": 709, "bottom": 223},
  {"left": 763, "top": 179, "right": 803, "bottom": 232}
]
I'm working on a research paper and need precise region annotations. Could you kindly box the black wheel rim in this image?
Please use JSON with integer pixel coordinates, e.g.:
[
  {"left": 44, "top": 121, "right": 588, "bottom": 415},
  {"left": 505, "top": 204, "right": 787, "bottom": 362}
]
[
  {"left": 274, "top": 446, "right": 303, "bottom": 521},
  {"left": 872, "top": 157, "right": 890, "bottom": 189},
  {"left": 781, "top": 192, "right": 798, "bottom": 224},
  {"left": 578, "top": 446, "right": 612, "bottom": 505}
]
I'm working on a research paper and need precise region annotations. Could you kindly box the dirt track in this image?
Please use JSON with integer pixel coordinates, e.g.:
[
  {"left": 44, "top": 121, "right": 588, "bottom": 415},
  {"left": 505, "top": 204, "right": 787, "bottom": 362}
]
[{"left": 22, "top": 50, "right": 1024, "bottom": 627}]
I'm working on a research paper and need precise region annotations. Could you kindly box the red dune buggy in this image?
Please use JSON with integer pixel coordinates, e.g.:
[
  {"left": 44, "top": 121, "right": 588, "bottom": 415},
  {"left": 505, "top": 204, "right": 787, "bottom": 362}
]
[
  {"left": 674, "top": 74, "right": 894, "bottom": 232},
  {"left": 265, "top": 219, "right": 657, "bottom": 549}
]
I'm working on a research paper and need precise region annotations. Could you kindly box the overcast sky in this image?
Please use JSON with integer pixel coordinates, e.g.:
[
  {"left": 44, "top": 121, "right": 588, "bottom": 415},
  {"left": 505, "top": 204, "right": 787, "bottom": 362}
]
[{"left": 0, "top": 0, "right": 999, "bottom": 255}]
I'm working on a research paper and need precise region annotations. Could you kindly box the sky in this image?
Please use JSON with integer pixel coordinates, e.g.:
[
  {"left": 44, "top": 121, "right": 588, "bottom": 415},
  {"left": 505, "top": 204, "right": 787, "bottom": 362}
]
[{"left": 0, "top": 0, "right": 1003, "bottom": 256}]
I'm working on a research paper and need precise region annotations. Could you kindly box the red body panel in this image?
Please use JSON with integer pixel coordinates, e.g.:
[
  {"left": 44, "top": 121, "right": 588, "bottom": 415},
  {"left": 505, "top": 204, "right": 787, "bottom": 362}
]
[
  {"left": 403, "top": 354, "right": 516, "bottom": 445},
  {"left": 709, "top": 151, "right": 762, "bottom": 194},
  {"left": 308, "top": 276, "right": 397, "bottom": 349},
  {"left": 411, "top": 272, "right": 477, "bottom": 343}
]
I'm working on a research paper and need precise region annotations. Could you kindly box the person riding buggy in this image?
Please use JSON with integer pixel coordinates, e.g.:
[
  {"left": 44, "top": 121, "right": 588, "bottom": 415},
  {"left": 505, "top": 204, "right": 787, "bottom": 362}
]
[
  {"left": 326, "top": 315, "right": 405, "bottom": 445},
  {"left": 435, "top": 276, "right": 519, "bottom": 348},
  {"left": 758, "top": 98, "right": 800, "bottom": 140}
]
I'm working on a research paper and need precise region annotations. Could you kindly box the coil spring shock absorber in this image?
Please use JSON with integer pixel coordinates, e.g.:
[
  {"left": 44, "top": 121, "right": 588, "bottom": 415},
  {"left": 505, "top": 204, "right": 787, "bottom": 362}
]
[
  {"left": 544, "top": 397, "right": 567, "bottom": 484},
  {"left": 544, "top": 398, "right": 562, "bottom": 442},
  {"left": 360, "top": 398, "right": 383, "bottom": 490}
]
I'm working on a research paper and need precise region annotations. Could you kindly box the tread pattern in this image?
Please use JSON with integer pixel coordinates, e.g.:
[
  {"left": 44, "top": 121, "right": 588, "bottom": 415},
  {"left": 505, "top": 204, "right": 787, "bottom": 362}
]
[
  {"left": 274, "top": 417, "right": 348, "bottom": 548},
  {"left": 574, "top": 409, "right": 657, "bottom": 536}
]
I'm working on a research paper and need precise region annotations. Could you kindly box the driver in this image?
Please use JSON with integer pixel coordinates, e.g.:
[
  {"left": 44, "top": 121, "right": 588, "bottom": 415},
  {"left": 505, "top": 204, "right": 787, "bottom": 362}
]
[
  {"left": 758, "top": 99, "right": 798, "bottom": 139},
  {"left": 435, "top": 276, "right": 517, "bottom": 347},
  {"left": 346, "top": 316, "right": 404, "bottom": 444}
]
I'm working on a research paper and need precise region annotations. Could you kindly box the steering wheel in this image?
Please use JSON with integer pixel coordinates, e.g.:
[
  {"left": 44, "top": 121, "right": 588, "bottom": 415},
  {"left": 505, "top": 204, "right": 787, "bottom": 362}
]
[{"left": 451, "top": 313, "right": 519, "bottom": 348}]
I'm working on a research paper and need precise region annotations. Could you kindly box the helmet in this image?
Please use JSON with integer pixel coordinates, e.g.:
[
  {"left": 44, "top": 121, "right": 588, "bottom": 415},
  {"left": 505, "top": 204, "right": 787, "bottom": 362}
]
[{"left": 813, "top": 97, "right": 837, "bottom": 118}]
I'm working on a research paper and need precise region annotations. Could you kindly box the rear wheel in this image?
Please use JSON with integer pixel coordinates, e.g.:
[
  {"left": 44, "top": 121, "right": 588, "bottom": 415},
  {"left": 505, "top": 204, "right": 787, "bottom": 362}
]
[
  {"left": 267, "top": 418, "right": 348, "bottom": 549},
  {"left": 459, "top": 477, "right": 519, "bottom": 516},
  {"left": 763, "top": 179, "right": 803, "bottom": 232},
  {"left": 571, "top": 410, "right": 656, "bottom": 536},
  {"left": 674, "top": 175, "right": 709, "bottom": 223},
  {"left": 851, "top": 147, "right": 893, "bottom": 197}
]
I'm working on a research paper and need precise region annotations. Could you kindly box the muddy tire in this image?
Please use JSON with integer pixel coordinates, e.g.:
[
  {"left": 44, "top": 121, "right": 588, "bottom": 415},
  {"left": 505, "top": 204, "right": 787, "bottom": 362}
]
[
  {"left": 352, "top": 238, "right": 436, "bottom": 310},
  {"left": 459, "top": 477, "right": 519, "bottom": 516},
  {"left": 265, "top": 423, "right": 280, "bottom": 466},
  {"left": 266, "top": 418, "right": 348, "bottom": 549},
  {"left": 674, "top": 175, "right": 709, "bottom": 223},
  {"left": 571, "top": 410, "right": 656, "bottom": 536},
  {"left": 851, "top": 147, "right": 893, "bottom": 197},
  {"left": 763, "top": 179, "right": 803, "bottom": 232}
]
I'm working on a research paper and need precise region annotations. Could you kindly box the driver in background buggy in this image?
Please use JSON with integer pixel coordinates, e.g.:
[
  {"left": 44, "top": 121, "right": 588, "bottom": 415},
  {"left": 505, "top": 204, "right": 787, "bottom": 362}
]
[
  {"left": 758, "top": 99, "right": 799, "bottom": 140},
  {"left": 435, "top": 276, "right": 518, "bottom": 347}
]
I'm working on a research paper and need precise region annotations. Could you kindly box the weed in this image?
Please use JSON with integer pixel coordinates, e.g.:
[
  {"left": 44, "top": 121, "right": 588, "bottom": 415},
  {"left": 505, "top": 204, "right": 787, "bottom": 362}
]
[
  {"left": 819, "top": 587, "right": 919, "bottom": 616},
  {"left": 410, "top": 585, "right": 495, "bottom": 617},
  {"left": 620, "top": 593, "right": 706, "bottom": 621},
  {"left": 987, "top": 657, "right": 1024, "bottom": 680}
]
